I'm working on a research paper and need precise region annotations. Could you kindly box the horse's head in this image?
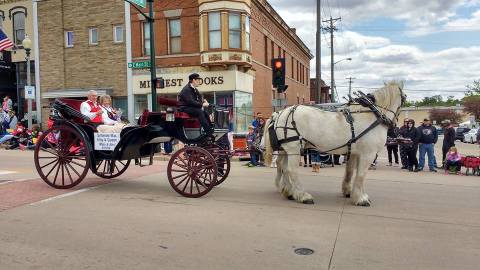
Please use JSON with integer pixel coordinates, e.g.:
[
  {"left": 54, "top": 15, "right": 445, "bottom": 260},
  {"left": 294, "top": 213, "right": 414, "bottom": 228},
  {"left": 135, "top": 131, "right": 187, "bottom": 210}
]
[{"left": 374, "top": 81, "right": 406, "bottom": 125}]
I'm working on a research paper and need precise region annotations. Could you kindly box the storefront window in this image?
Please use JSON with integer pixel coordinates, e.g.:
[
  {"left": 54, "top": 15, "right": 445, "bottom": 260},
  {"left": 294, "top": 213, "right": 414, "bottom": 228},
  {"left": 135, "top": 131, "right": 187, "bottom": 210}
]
[
  {"left": 134, "top": 95, "right": 148, "bottom": 119},
  {"left": 113, "top": 96, "right": 127, "bottom": 119},
  {"left": 233, "top": 91, "right": 252, "bottom": 133}
]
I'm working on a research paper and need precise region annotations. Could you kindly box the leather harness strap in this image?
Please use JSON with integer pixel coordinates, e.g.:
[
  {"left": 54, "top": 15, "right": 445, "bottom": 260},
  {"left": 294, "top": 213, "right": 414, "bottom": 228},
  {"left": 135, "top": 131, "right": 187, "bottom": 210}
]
[{"left": 271, "top": 90, "right": 402, "bottom": 159}]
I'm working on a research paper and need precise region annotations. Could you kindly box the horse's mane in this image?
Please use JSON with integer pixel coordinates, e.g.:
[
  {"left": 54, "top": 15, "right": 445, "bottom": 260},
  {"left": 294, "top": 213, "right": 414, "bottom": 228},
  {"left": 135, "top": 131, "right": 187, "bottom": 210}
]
[{"left": 371, "top": 81, "right": 404, "bottom": 110}]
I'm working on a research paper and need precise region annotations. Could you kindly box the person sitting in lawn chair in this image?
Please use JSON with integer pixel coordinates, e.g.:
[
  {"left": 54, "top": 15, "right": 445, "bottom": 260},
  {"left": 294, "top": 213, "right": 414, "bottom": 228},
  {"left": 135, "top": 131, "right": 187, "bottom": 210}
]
[{"left": 445, "top": 146, "right": 462, "bottom": 174}]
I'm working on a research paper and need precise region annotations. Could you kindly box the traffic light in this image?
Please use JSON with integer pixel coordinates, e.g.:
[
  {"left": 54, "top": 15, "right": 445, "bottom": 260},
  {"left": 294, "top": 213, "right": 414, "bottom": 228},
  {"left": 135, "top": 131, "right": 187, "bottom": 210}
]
[{"left": 271, "top": 58, "right": 287, "bottom": 93}]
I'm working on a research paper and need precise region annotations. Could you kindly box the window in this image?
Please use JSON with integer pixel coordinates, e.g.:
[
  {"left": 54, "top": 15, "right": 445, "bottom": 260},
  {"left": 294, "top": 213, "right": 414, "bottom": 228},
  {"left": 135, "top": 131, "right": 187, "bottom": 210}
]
[
  {"left": 291, "top": 56, "right": 294, "bottom": 77},
  {"left": 245, "top": 16, "right": 250, "bottom": 51},
  {"left": 65, "top": 31, "right": 74, "bottom": 47},
  {"left": 13, "top": 12, "right": 25, "bottom": 45},
  {"left": 143, "top": 22, "right": 150, "bottom": 56},
  {"left": 228, "top": 13, "right": 241, "bottom": 49},
  {"left": 264, "top": 36, "right": 268, "bottom": 65},
  {"left": 278, "top": 46, "right": 281, "bottom": 58},
  {"left": 89, "top": 28, "right": 98, "bottom": 45},
  {"left": 113, "top": 25, "right": 124, "bottom": 43},
  {"left": 168, "top": 19, "right": 181, "bottom": 54},
  {"left": 208, "top": 12, "right": 221, "bottom": 49}
]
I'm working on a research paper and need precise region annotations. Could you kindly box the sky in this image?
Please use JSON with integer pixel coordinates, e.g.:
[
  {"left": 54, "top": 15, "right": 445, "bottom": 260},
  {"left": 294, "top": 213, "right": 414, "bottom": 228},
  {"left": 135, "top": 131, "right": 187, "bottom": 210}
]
[{"left": 269, "top": 0, "right": 480, "bottom": 101}]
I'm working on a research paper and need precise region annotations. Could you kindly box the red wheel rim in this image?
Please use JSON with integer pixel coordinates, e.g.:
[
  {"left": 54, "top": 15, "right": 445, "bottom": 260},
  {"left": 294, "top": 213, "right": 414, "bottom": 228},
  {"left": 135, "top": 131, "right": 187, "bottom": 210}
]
[
  {"left": 34, "top": 125, "right": 90, "bottom": 189},
  {"left": 204, "top": 144, "right": 231, "bottom": 186},
  {"left": 167, "top": 146, "right": 217, "bottom": 198}
]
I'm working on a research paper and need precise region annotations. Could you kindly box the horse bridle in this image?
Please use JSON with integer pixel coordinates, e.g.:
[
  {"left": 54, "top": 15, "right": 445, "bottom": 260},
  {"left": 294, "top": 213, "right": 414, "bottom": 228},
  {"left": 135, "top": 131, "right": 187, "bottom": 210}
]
[{"left": 374, "top": 86, "right": 406, "bottom": 127}]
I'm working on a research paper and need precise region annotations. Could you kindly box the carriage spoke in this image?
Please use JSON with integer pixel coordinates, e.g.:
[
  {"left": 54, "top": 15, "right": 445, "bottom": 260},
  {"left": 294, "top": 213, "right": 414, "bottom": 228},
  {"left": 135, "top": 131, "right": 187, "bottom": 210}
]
[
  {"left": 70, "top": 159, "right": 86, "bottom": 168},
  {"left": 66, "top": 162, "right": 81, "bottom": 178},
  {"left": 64, "top": 162, "right": 74, "bottom": 184},
  {"left": 114, "top": 163, "right": 120, "bottom": 174},
  {"left": 172, "top": 172, "right": 188, "bottom": 179},
  {"left": 38, "top": 156, "right": 57, "bottom": 159},
  {"left": 52, "top": 162, "right": 62, "bottom": 185},
  {"left": 45, "top": 160, "right": 60, "bottom": 179},
  {"left": 171, "top": 169, "right": 188, "bottom": 173},
  {"left": 174, "top": 175, "right": 190, "bottom": 188},
  {"left": 102, "top": 160, "right": 108, "bottom": 175},
  {"left": 193, "top": 177, "right": 201, "bottom": 193},
  {"left": 182, "top": 177, "right": 192, "bottom": 192},
  {"left": 96, "top": 160, "right": 104, "bottom": 171},
  {"left": 40, "top": 147, "right": 59, "bottom": 157},
  {"left": 173, "top": 161, "right": 188, "bottom": 170},
  {"left": 118, "top": 161, "right": 126, "bottom": 167},
  {"left": 40, "top": 158, "right": 59, "bottom": 169},
  {"left": 61, "top": 163, "right": 65, "bottom": 186}
]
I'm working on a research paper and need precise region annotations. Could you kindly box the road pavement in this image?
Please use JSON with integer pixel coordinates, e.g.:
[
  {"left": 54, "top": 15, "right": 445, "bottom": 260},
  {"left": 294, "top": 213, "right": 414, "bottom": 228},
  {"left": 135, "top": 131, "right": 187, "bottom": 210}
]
[{"left": 0, "top": 143, "right": 479, "bottom": 270}]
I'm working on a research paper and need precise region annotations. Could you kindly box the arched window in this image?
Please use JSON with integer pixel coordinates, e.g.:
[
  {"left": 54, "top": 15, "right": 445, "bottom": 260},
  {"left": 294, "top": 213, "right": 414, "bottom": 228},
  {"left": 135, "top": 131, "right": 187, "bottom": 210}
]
[
  {"left": 12, "top": 12, "right": 25, "bottom": 45},
  {"left": 0, "top": 10, "right": 5, "bottom": 29}
]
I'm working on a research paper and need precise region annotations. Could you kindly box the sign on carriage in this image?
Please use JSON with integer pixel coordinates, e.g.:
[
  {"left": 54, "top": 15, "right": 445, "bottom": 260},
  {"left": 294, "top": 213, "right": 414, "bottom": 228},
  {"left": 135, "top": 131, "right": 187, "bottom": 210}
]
[
  {"left": 128, "top": 0, "right": 146, "bottom": 8},
  {"left": 94, "top": 133, "right": 121, "bottom": 151}
]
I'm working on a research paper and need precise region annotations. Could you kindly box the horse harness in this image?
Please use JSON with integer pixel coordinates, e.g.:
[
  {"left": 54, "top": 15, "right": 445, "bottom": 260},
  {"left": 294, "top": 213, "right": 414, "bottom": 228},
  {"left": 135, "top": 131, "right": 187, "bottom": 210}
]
[{"left": 273, "top": 90, "right": 404, "bottom": 159}]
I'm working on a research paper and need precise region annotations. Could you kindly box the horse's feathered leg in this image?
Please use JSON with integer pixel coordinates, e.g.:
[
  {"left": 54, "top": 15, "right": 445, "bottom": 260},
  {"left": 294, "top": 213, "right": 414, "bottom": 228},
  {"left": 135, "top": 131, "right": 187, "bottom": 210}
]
[
  {"left": 342, "top": 154, "right": 357, "bottom": 198},
  {"left": 352, "top": 153, "right": 374, "bottom": 206},
  {"left": 283, "top": 143, "right": 314, "bottom": 204}
]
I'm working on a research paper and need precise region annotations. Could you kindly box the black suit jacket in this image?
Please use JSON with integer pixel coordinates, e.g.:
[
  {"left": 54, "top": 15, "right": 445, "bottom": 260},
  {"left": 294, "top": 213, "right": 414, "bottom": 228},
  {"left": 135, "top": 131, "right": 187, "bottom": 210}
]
[{"left": 178, "top": 84, "right": 203, "bottom": 108}]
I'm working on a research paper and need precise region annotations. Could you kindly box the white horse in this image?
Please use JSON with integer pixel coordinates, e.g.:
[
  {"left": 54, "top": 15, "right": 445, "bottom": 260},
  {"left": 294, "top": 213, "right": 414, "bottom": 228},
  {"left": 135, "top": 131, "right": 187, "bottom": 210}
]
[{"left": 263, "top": 81, "right": 405, "bottom": 206}]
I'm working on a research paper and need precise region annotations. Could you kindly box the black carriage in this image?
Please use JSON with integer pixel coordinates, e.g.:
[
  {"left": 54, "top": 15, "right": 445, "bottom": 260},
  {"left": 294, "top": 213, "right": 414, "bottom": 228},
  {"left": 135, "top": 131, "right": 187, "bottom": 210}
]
[{"left": 34, "top": 97, "right": 231, "bottom": 198}]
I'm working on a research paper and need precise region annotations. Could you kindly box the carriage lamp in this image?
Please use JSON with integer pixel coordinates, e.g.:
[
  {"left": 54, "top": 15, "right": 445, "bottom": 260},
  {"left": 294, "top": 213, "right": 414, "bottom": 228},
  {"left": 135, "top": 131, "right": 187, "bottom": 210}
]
[{"left": 166, "top": 107, "right": 175, "bottom": 122}]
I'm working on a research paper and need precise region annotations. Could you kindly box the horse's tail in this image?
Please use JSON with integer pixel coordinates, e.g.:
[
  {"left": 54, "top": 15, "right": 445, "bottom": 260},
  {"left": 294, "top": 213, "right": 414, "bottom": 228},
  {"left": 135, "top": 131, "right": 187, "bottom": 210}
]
[{"left": 263, "top": 113, "right": 277, "bottom": 166}]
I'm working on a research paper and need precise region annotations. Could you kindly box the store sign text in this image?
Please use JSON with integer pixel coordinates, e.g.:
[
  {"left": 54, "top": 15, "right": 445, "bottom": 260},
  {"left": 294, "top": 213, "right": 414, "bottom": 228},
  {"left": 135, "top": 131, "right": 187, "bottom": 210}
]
[{"left": 139, "top": 76, "right": 224, "bottom": 89}]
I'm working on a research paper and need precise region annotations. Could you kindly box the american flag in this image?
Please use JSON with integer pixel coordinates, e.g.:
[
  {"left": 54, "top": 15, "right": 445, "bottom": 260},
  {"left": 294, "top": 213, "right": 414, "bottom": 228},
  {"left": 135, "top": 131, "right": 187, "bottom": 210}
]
[{"left": 0, "top": 28, "right": 14, "bottom": 52}]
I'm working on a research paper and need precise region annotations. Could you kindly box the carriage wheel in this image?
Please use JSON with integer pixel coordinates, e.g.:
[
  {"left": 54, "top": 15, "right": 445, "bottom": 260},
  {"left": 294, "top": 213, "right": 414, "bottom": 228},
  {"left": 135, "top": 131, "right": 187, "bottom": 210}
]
[
  {"left": 34, "top": 125, "right": 91, "bottom": 189},
  {"left": 204, "top": 144, "right": 231, "bottom": 186},
  {"left": 167, "top": 146, "right": 217, "bottom": 198},
  {"left": 93, "top": 159, "right": 131, "bottom": 179}
]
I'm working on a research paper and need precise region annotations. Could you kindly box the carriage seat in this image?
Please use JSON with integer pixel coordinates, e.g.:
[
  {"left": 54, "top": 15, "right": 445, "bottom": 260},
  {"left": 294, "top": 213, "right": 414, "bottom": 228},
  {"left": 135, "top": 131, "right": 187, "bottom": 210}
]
[{"left": 53, "top": 98, "right": 92, "bottom": 124}]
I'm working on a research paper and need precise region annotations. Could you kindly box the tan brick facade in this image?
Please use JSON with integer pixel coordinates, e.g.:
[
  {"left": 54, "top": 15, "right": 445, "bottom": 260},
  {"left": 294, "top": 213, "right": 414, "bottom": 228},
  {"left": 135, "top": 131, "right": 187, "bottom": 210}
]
[{"left": 37, "top": 0, "right": 127, "bottom": 125}]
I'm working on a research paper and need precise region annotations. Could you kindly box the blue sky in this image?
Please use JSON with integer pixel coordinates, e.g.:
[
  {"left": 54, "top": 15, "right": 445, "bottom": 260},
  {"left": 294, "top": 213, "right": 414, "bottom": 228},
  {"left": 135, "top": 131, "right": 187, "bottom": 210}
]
[{"left": 269, "top": 0, "right": 480, "bottom": 100}]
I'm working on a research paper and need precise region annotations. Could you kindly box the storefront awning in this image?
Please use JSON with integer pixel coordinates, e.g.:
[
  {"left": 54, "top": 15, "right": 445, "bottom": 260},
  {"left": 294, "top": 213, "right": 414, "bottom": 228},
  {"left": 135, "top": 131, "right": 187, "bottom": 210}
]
[{"left": 42, "top": 88, "right": 113, "bottom": 99}]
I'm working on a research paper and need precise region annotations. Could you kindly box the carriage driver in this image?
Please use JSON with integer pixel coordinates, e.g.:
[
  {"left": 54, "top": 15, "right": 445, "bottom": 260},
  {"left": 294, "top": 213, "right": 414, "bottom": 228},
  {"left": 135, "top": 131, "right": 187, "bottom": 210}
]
[
  {"left": 178, "top": 73, "right": 212, "bottom": 132},
  {"left": 80, "top": 90, "right": 103, "bottom": 123}
]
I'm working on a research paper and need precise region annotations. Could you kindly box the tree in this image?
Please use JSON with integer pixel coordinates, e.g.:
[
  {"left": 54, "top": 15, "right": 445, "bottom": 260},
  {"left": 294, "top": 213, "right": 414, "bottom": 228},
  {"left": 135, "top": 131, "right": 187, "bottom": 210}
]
[
  {"left": 465, "top": 80, "right": 480, "bottom": 96},
  {"left": 463, "top": 95, "right": 480, "bottom": 120},
  {"left": 429, "top": 108, "right": 464, "bottom": 124}
]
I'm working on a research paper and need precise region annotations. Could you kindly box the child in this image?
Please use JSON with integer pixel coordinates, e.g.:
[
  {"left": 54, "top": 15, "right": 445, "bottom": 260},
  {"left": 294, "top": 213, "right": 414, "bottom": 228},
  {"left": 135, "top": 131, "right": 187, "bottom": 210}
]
[{"left": 445, "top": 146, "right": 462, "bottom": 174}]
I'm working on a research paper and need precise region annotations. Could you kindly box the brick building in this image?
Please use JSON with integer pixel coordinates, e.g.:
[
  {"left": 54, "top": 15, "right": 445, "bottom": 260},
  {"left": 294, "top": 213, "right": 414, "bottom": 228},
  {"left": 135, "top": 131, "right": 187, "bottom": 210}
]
[
  {"left": 0, "top": 0, "right": 35, "bottom": 120},
  {"left": 130, "top": 0, "right": 312, "bottom": 132},
  {"left": 36, "top": 0, "right": 128, "bottom": 125},
  {"left": 309, "top": 78, "right": 330, "bottom": 103}
]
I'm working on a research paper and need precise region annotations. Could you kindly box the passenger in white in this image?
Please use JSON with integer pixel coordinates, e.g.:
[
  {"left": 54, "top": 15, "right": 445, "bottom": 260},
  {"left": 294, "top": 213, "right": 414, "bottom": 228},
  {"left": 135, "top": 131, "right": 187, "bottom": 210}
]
[{"left": 96, "top": 95, "right": 126, "bottom": 133}]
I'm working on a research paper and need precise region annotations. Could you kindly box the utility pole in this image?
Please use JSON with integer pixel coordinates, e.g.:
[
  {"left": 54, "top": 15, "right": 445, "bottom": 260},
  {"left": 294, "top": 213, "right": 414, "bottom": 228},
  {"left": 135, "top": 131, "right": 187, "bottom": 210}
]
[
  {"left": 347, "top": 76, "right": 355, "bottom": 96},
  {"left": 315, "top": 0, "right": 321, "bottom": 103},
  {"left": 322, "top": 17, "right": 340, "bottom": 102}
]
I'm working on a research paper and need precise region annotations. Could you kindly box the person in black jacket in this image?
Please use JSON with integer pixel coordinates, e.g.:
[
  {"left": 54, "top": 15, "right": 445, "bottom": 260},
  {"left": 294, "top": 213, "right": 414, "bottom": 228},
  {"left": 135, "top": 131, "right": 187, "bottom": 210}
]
[
  {"left": 399, "top": 119, "right": 419, "bottom": 172},
  {"left": 178, "top": 73, "right": 212, "bottom": 132},
  {"left": 398, "top": 119, "right": 410, "bottom": 169},
  {"left": 386, "top": 126, "right": 400, "bottom": 166},
  {"left": 415, "top": 118, "right": 438, "bottom": 172},
  {"left": 441, "top": 120, "right": 455, "bottom": 167}
]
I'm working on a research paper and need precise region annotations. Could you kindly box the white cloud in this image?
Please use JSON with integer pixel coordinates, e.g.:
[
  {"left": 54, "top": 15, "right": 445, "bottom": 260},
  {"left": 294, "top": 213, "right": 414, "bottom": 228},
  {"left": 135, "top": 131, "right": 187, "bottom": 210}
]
[{"left": 268, "top": 0, "right": 480, "bottom": 100}]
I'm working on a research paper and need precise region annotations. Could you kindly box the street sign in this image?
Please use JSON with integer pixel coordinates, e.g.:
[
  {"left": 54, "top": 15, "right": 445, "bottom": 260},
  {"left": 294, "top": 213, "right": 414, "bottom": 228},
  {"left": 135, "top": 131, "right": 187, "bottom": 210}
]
[
  {"left": 25, "top": 86, "right": 35, "bottom": 99},
  {"left": 128, "top": 61, "right": 151, "bottom": 69},
  {"left": 129, "top": 0, "right": 146, "bottom": 8}
]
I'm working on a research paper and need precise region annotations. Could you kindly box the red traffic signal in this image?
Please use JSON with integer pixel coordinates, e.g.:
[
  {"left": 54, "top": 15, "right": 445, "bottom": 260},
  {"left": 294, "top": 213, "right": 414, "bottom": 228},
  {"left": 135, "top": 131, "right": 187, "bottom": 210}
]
[
  {"left": 274, "top": 60, "right": 283, "bottom": 69},
  {"left": 271, "top": 58, "right": 287, "bottom": 92}
]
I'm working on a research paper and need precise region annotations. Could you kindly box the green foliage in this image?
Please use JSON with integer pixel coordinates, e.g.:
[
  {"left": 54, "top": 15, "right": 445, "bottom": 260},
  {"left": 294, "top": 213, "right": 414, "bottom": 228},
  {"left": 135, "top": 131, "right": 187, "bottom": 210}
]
[
  {"left": 403, "top": 95, "right": 463, "bottom": 107},
  {"left": 465, "top": 80, "right": 480, "bottom": 96}
]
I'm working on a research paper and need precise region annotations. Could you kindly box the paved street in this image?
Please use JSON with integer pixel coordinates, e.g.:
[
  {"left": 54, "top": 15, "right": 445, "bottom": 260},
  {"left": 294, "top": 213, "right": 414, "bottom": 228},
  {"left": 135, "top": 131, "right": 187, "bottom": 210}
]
[{"left": 1, "top": 144, "right": 479, "bottom": 270}]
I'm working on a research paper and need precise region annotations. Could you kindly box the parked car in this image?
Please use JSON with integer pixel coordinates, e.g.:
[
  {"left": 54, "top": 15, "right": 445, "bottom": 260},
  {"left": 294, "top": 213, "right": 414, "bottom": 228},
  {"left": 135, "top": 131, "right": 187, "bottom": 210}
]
[
  {"left": 455, "top": 127, "right": 471, "bottom": 141},
  {"left": 463, "top": 129, "right": 478, "bottom": 143},
  {"left": 435, "top": 126, "right": 444, "bottom": 135}
]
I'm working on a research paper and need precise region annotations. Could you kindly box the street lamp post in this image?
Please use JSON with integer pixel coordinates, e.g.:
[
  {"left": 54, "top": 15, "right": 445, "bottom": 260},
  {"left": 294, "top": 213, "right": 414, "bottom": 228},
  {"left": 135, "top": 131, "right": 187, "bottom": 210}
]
[
  {"left": 22, "top": 35, "right": 32, "bottom": 129},
  {"left": 331, "top": 57, "right": 352, "bottom": 102}
]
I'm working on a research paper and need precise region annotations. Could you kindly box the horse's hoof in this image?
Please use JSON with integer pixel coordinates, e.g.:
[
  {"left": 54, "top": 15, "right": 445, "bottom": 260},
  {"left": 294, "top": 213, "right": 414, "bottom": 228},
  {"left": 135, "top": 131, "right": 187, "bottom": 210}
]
[
  {"left": 355, "top": 200, "right": 371, "bottom": 207},
  {"left": 287, "top": 195, "right": 294, "bottom": 200},
  {"left": 303, "top": 199, "right": 315, "bottom": 204}
]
